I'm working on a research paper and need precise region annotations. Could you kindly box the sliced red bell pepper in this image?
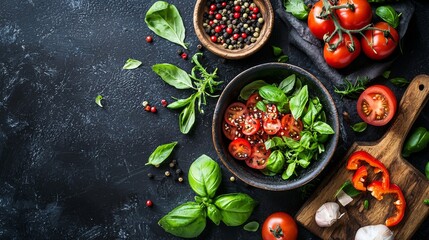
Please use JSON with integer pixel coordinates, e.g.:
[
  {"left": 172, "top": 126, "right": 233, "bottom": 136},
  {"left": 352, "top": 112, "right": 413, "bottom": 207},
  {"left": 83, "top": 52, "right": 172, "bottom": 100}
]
[
  {"left": 352, "top": 165, "right": 367, "bottom": 191},
  {"left": 346, "top": 150, "right": 390, "bottom": 189},
  {"left": 367, "top": 181, "right": 406, "bottom": 227}
]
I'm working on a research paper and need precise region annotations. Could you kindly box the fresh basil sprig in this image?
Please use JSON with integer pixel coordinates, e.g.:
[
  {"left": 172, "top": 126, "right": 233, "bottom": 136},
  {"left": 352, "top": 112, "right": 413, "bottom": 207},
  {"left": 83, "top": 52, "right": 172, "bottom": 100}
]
[
  {"left": 334, "top": 77, "right": 368, "bottom": 99},
  {"left": 284, "top": 0, "right": 309, "bottom": 20},
  {"left": 146, "top": 141, "right": 178, "bottom": 166},
  {"left": 376, "top": 5, "right": 401, "bottom": 28},
  {"left": 159, "top": 155, "right": 257, "bottom": 238},
  {"left": 153, "top": 53, "right": 222, "bottom": 134},
  {"left": 390, "top": 77, "right": 409, "bottom": 87},
  {"left": 145, "top": 1, "right": 188, "bottom": 49}
]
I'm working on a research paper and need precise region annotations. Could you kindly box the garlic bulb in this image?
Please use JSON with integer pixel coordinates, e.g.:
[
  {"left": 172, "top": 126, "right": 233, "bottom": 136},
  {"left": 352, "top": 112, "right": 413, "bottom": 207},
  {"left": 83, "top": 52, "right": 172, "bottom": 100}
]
[
  {"left": 315, "top": 202, "right": 343, "bottom": 227},
  {"left": 355, "top": 224, "right": 394, "bottom": 240}
]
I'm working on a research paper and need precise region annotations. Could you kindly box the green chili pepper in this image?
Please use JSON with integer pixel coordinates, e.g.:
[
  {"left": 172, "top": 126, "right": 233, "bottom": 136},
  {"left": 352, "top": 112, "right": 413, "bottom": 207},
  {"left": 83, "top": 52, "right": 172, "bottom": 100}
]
[{"left": 402, "top": 127, "right": 429, "bottom": 157}]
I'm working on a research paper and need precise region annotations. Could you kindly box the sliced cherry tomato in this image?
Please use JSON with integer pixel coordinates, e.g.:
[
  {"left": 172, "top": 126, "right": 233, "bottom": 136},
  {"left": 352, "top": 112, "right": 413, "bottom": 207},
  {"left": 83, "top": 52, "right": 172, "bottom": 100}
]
[
  {"left": 335, "top": 0, "right": 372, "bottom": 30},
  {"left": 228, "top": 138, "right": 252, "bottom": 160},
  {"left": 361, "top": 22, "right": 399, "bottom": 60},
  {"left": 308, "top": 0, "right": 336, "bottom": 40},
  {"left": 262, "top": 212, "right": 298, "bottom": 240},
  {"left": 245, "top": 130, "right": 268, "bottom": 146},
  {"left": 241, "top": 115, "right": 261, "bottom": 136},
  {"left": 224, "top": 102, "right": 248, "bottom": 126},
  {"left": 246, "top": 143, "right": 270, "bottom": 169},
  {"left": 357, "top": 85, "right": 397, "bottom": 126},
  {"left": 263, "top": 118, "right": 281, "bottom": 135},
  {"left": 279, "top": 114, "right": 303, "bottom": 140},
  {"left": 324, "top": 33, "right": 361, "bottom": 69},
  {"left": 222, "top": 120, "right": 241, "bottom": 140},
  {"left": 264, "top": 103, "right": 279, "bottom": 120},
  {"left": 246, "top": 92, "right": 263, "bottom": 112}
]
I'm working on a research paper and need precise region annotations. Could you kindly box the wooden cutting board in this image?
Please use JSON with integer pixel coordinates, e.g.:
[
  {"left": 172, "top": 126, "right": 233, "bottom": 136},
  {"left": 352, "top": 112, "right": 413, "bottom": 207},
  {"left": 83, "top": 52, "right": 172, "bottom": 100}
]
[{"left": 296, "top": 75, "right": 429, "bottom": 239}]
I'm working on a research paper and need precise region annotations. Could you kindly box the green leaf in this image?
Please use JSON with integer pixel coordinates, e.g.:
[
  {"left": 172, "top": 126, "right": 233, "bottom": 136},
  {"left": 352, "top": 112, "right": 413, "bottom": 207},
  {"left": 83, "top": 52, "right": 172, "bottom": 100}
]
[
  {"left": 264, "top": 137, "right": 285, "bottom": 150},
  {"left": 303, "top": 97, "right": 322, "bottom": 127},
  {"left": 390, "top": 77, "right": 410, "bottom": 87},
  {"left": 282, "top": 162, "right": 296, "bottom": 180},
  {"left": 152, "top": 63, "right": 193, "bottom": 89},
  {"left": 95, "top": 95, "right": 103, "bottom": 107},
  {"left": 256, "top": 101, "right": 267, "bottom": 112},
  {"left": 188, "top": 154, "right": 222, "bottom": 198},
  {"left": 351, "top": 122, "right": 367, "bottom": 133},
  {"left": 376, "top": 5, "right": 401, "bottom": 28},
  {"left": 402, "top": 127, "right": 429, "bottom": 157},
  {"left": 207, "top": 204, "right": 222, "bottom": 226},
  {"left": 145, "top": 1, "right": 187, "bottom": 49},
  {"left": 363, "top": 199, "right": 369, "bottom": 210},
  {"left": 122, "top": 58, "right": 142, "bottom": 69},
  {"left": 284, "top": 0, "right": 309, "bottom": 20},
  {"left": 243, "top": 221, "right": 259, "bottom": 232},
  {"left": 334, "top": 77, "right": 368, "bottom": 99},
  {"left": 277, "top": 55, "right": 289, "bottom": 63},
  {"left": 297, "top": 159, "right": 310, "bottom": 168},
  {"left": 259, "top": 85, "right": 288, "bottom": 104},
  {"left": 266, "top": 150, "right": 286, "bottom": 174},
  {"left": 239, "top": 80, "right": 268, "bottom": 100},
  {"left": 178, "top": 99, "right": 196, "bottom": 134},
  {"left": 272, "top": 46, "right": 283, "bottom": 56},
  {"left": 313, "top": 121, "right": 335, "bottom": 135},
  {"left": 425, "top": 161, "right": 429, "bottom": 180},
  {"left": 146, "top": 142, "right": 178, "bottom": 166},
  {"left": 158, "top": 202, "right": 206, "bottom": 238},
  {"left": 334, "top": 180, "right": 361, "bottom": 198},
  {"left": 382, "top": 70, "right": 391, "bottom": 79},
  {"left": 278, "top": 74, "right": 296, "bottom": 94},
  {"left": 167, "top": 95, "right": 194, "bottom": 109},
  {"left": 214, "top": 193, "right": 257, "bottom": 226},
  {"left": 289, "top": 85, "right": 308, "bottom": 119}
]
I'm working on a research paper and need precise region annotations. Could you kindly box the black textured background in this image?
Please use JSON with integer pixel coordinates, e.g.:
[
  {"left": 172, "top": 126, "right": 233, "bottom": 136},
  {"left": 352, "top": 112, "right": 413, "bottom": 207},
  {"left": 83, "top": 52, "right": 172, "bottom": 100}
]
[{"left": 1, "top": 0, "right": 428, "bottom": 239}]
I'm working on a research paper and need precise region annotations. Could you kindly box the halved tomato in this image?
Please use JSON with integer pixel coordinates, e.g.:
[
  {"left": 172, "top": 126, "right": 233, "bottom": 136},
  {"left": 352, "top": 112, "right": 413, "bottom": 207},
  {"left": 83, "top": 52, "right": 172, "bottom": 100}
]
[
  {"left": 228, "top": 138, "right": 252, "bottom": 160},
  {"left": 246, "top": 92, "right": 262, "bottom": 112},
  {"left": 279, "top": 114, "right": 303, "bottom": 140},
  {"left": 224, "top": 102, "right": 248, "bottom": 126},
  {"left": 245, "top": 130, "right": 268, "bottom": 146},
  {"left": 263, "top": 118, "right": 281, "bottom": 135},
  {"left": 246, "top": 143, "right": 270, "bottom": 169},
  {"left": 222, "top": 120, "right": 241, "bottom": 140},
  {"left": 264, "top": 103, "right": 279, "bottom": 120},
  {"left": 241, "top": 115, "right": 261, "bottom": 136},
  {"left": 357, "top": 85, "right": 397, "bottom": 126}
]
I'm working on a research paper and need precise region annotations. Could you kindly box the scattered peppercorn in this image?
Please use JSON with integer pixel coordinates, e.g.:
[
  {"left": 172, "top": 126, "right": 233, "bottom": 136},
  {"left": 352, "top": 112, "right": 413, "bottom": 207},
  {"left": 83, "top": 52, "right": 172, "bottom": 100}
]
[
  {"left": 146, "top": 200, "right": 153, "bottom": 207},
  {"left": 181, "top": 52, "right": 188, "bottom": 60},
  {"left": 150, "top": 106, "right": 157, "bottom": 113},
  {"left": 176, "top": 168, "right": 183, "bottom": 175},
  {"left": 169, "top": 161, "right": 176, "bottom": 168},
  {"left": 144, "top": 105, "right": 151, "bottom": 112},
  {"left": 177, "top": 49, "right": 183, "bottom": 55},
  {"left": 230, "top": 176, "right": 236, "bottom": 182},
  {"left": 142, "top": 101, "right": 149, "bottom": 107},
  {"left": 145, "top": 36, "right": 153, "bottom": 43},
  {"left": 161, "top": 99, "right": 168, "bottom": 107},
  {"left": 147, "top": 173, "right": 154, "bottom": 179},
  {"left": 178, "top": 177, "right": 184, "bottom": 183},
  {"left": 165, "top": 170, "right": 171, "bottom": 177},
  {"left": 197, "top": 44, "right": 203, "bottom": 51}
]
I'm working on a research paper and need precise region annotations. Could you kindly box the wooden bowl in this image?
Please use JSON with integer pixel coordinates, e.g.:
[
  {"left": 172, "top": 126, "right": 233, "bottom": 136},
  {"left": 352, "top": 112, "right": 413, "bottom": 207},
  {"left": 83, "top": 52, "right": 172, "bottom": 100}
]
[
  {"left": 193, "top": 0, "right": 274, "bottom": 60},
  {"left": 212, "top": 63, "right": 340, "bottom": 191}
]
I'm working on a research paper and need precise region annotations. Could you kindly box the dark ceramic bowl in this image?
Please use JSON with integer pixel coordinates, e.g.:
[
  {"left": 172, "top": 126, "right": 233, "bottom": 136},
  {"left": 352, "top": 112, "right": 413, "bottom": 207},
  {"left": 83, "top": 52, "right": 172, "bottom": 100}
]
[{"left": 212, "top": 63, "right": 339, "bottom": 191}]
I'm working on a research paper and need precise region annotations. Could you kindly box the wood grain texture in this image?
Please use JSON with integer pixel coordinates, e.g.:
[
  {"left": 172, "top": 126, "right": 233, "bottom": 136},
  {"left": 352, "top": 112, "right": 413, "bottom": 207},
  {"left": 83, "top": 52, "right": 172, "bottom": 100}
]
[{"left": 296, "top": 75, "right": 429, "bottom": 240}]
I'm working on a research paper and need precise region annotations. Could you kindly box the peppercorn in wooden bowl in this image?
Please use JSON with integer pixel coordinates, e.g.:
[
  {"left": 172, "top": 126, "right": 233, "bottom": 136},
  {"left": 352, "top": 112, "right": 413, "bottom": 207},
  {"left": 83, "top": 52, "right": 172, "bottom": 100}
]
[
  {"left": 212, "top": 63, "right": 340, "bottom": 191},
  {"left": 193, "top": 0, "right": 274, "bottom": 60}
]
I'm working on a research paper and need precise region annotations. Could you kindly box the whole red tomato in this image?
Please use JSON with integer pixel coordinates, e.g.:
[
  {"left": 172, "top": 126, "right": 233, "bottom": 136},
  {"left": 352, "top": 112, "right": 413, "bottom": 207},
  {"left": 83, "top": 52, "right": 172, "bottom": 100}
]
[
  {"left": 308, "top": 0, "right": 336, "bottom": 40},
  {"left": 361, "top": 22, "right": 400, "bottom": 60},
  {"left": 323, "top": 33, "right": 361, "bottom": 69},
  {"left": 336, "top": 0, "right": 372, "bottom": 30},
  {"left": 262, "top": 212, "right": 298, "bottom": 240}
]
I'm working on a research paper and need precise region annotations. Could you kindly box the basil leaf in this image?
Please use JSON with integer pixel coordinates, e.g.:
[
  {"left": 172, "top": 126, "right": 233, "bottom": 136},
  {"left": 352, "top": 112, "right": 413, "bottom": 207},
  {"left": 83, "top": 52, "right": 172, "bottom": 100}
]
[
  {"left": 145, "top": 1, "right": 187, "bottom": 49},
  {"left": 95, "top": 95, "right": 103, "bottom": 108},
  {"left": 243, "top": 221, "right": 259, "bottom": 232},
  {"left": 284, "top": 0, "right": 309, "bottom": 20},
  {"left": 376, "top": 6, "right": 401, "bottom": 28},
  {"left": 178, "top": 99, "right": 196, "bottom": 134},
  {"left": 382, "top": 70, "right": 391, "bottom": 79},
  {"left": 264, "top": 136, "right": 285, "bottom": 150},
  {"left": 303, "top": 97, "right": 322, "bottom": 127},
  {"left": 260, "top": 169, "right": 277, "bottom": 176},
  {"left": 278, "top": 74, "right": 296, "bottom": 94},
  {"left": 289, "top": 85, "right": 308, "bottom": 119},
  {"left": 256, "top": 101, "right": 267, "bottom": 112},
  {"left": 259, "top": 85, "right": 288, "bottom": 104},
  {"left": 152, "top": 63, "right": 193, "bottom": 89},
  {"left": 334, "top": 180, "right": 361, "bottom": 198},
  {"left": 282, "top": 136, "right": 301, "bottom": 149},
  {"left": 282, "top": 162, "right": 296, "bottom": 180},
  {"left": 188, "top": 154, "right": 222, "bottom": 198},
  {"left": 146, "top": 141, "right": 178, "bottom": 166},
  {"left": 239, "top": 80, "right": 268, "bottom": 100},
  {"left": 272, "top": 46, "right": 283, "bottom": 56},
  {"left": 297, "top": 159, "right": 310, "bottom": 168},
  {"left": 207, "top": 203, "right": 222, "bottom": 226},
  {"left": 313, "top": 121, "right": 335, "bottom": 135},
  {"left": 266, "top": 150, "right": 286, "bottom": 174},
  {"left": 277, "top": 55, "right": 289, "bottom": 63},
  {"left": 390, "top": 77, "right": 409, "bottom": 87},
  {"left": 167, "top": 95, "right": 194, "bottom": 109},
  {"left": 158, "top": 202, "right": 206, "bottom": 238},
  {"left": 214, "top": 193, "right": 257, "bottom": 226},
  {"left": 122, "top": 58, "right": 142, "bottom": 69},
  {"left": 351, "top": 122, "right": 367, "bottom": 132}
]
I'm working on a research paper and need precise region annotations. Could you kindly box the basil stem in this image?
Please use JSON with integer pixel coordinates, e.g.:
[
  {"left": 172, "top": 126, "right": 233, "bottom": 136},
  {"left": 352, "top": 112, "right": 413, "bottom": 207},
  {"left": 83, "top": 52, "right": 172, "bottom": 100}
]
[{"left": 146, "top": 142, "right": 178, "bottom": 166}]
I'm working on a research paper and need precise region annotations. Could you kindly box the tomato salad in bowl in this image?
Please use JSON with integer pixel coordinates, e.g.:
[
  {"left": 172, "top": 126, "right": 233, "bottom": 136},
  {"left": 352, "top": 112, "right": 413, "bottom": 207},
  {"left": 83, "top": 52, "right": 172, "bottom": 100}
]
[{"left": 212, "top": 63, "right": 339, "bottom": 191}]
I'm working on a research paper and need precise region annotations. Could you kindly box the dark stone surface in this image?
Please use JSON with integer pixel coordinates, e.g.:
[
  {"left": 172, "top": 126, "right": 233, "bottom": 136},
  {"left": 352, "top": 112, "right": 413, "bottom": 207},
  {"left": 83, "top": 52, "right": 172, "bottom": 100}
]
[{"left": 0, "top": 0, "right": 428, "bottom": 239}]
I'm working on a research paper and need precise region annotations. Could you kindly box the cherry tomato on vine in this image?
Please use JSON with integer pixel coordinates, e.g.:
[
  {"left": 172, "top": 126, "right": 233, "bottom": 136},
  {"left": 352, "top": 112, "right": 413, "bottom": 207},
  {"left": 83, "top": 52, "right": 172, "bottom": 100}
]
[
  {"left": 361, "top": 22, "right": 400, "bottom": 60},
  {"left": 246, "top": 143, "right": 270, "bottom": 169},
  {"left": 308, "top": 0, "right": 336, "bottom": 40},
  {"left": 335, "top": 0, "right": 372, "bottom": 30},
  {"left": 356, "top": 85, "right": 397, "bottom": 126},
  {"left": 228, "top": 138, "right": 252, "bottom": 160},
  {"left": 323, "top": 33, "right": 361, "bottom": 69},
  {"left": 262, "top": 212, "right": 298, "bottom": 240}
]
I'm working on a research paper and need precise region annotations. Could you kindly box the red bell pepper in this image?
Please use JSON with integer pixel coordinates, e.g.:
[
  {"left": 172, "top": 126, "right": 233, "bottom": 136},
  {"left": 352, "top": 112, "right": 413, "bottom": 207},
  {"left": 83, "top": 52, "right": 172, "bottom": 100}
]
[
  {"left": 346, "top": 150, "right": 390, "bottom": 189},
  {"left": 367, "top": 181, "right": 406, "bottom": 227},
  {"left": 352, "top": 165, "right": 367, "bottom": 191}
]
